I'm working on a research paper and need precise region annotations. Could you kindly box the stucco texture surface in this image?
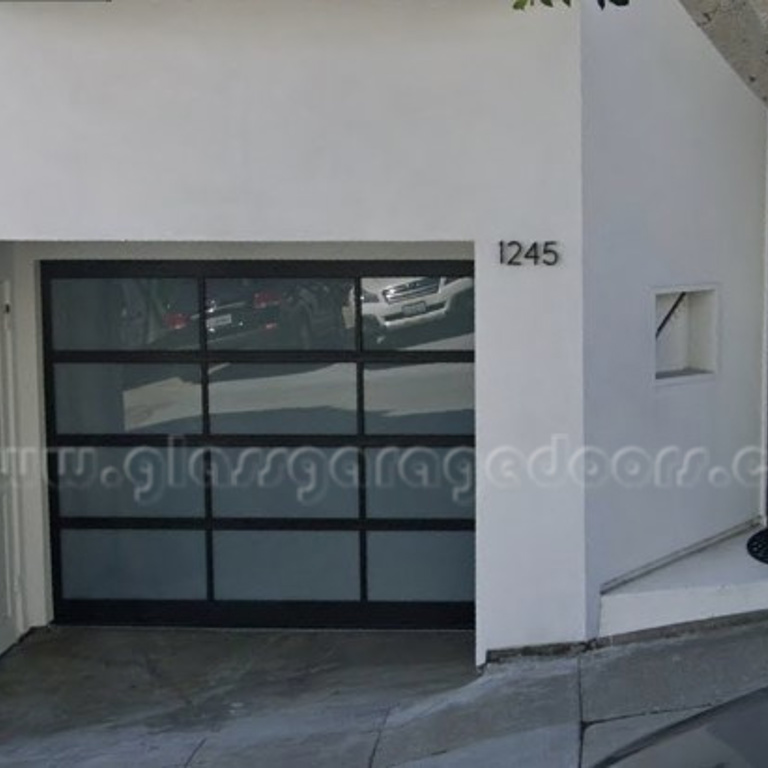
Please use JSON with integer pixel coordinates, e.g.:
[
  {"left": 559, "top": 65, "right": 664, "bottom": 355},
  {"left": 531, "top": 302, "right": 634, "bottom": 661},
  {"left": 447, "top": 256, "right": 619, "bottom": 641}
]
[{"left": 681, "top": 0, "right": 768, "bottom": 102}]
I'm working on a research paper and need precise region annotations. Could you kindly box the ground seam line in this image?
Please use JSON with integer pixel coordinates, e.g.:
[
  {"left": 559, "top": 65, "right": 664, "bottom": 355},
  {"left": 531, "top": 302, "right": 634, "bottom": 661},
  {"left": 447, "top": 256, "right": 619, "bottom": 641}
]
[
  {"left": 577, "top": 655, "right": 586, "bottom": 768},
  {"left": 584, "top": 701, "right": 717, "bottom": 727},
  {"left": 368, "top": 706, "right": 393, "bottom": 768},
  {"left": 184, "top": 737, "right": 207, "bottom": 767}
]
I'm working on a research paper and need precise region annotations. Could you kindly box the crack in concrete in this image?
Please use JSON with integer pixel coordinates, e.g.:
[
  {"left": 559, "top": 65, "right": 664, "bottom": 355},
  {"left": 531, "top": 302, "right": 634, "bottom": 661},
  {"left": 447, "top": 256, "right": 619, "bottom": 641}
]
[
  {"left": 577, "top": 655, "right": 587, "bottom": 768},
  {"left": 183, "top": 737, "right": 207, "bottom": 767},
  {"left": 367, "top": 706, "right": 393, "bottom": 768},
  {"left": 140, "top": 648, "right": 195, "bottom": 709},
  {"left": 583, "top": 701, "right": 716, "bottom": 728}
]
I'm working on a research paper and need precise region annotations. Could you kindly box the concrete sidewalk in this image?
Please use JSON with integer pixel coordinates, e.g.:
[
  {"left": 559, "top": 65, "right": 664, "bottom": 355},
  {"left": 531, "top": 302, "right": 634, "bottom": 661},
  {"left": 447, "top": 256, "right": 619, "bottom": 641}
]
[{"left": 2, "top": 618, "right": 768, "bottom": 767}]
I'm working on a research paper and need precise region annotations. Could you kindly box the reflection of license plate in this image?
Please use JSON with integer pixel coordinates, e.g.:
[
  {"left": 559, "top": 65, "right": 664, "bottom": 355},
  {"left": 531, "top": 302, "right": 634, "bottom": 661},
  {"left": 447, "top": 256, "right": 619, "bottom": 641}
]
[
  {"left": 402, "top": 302, "right": 427, "bottom": 317},
  {"left": 207, "top": 314, "right": 233, "bottom": 330}
]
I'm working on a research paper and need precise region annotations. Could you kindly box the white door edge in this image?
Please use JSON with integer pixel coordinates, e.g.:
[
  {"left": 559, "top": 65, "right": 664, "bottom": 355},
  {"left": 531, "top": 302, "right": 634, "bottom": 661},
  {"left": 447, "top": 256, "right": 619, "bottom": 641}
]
[{"left": 0, "top": 279, "right": 23, "bottom": 654}]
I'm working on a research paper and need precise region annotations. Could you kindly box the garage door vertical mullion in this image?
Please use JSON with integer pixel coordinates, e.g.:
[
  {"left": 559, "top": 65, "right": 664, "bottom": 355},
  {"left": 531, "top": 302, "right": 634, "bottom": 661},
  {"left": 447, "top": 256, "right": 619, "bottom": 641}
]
[
  {"left": 41, "top": 274, "right": 65, "bottom": 611},
  {"left": 198, "top": 277, "right": 215, "bottom": 603},
  {"left": 354, "top": 277, "right": 368, "bottom": 602}
]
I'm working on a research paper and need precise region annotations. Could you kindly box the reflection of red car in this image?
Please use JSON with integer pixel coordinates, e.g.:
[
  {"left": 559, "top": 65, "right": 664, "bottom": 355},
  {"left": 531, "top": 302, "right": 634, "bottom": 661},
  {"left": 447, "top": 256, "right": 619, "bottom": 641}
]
[{"left": 135, "top": 279, "right": 350, "bottom": 351}]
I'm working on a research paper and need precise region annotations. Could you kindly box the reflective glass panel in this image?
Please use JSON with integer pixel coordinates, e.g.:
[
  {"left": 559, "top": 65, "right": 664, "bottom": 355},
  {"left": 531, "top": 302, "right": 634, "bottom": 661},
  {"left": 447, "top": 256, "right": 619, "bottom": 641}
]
[
  {"left": 361, "top": 276, "right": 473, "bottom": 351},
  {"left": 55, "top": 364, "right": 202, "bottom": 434},
  {"left": 208, "top": 363, "right": 356, "bottom": 434},
  {"left": 367, "top": 532, "right": 474, "bottom": 602},
  {"left": 366, "top": 447, "right": 474, "bottom": 519},
  {"left": 51, "top": 278, "right": 200, "bottom": 350},
  {"left": 61, "top": 530, "right": 206, "bottom": 600},
  {"left": 205, "top": 278, "right": 354, "bottom": 350},
  {"left": 364, "top": 363, "right": 474, "bottom": 434},
  {"left": 214, "top": 531, "right": 359, "bottom": 600},
  {"left": 211, "top": 447, "right": 358, "bottom": 518},
  {"left": 56, "top": 447, "right": 205, "bottom": 518}
]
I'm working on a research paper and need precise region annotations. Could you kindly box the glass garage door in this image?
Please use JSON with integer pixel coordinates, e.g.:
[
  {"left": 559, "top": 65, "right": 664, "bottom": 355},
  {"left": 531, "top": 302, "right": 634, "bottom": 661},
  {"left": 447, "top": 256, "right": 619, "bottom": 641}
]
[{"left": 43, "top": 260, "right": 475, "bottom": 628}]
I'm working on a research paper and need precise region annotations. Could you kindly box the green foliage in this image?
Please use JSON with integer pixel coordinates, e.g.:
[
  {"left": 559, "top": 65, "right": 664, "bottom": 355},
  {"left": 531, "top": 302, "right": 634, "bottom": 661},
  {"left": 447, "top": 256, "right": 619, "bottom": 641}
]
[{"left": 512, "top": 0, "right": 629, "bottom": 8}]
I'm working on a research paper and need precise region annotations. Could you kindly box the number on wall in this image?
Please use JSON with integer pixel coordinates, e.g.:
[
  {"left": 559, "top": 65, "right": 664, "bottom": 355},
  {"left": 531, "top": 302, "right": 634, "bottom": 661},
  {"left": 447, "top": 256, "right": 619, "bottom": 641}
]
[{"left": 499, "top": 241, "right": 561, "bottom": 267}]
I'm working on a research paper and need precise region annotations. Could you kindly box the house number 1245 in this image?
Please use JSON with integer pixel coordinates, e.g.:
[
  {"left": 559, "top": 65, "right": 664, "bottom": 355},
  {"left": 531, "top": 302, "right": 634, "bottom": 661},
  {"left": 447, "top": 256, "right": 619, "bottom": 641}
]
[{"left": 499, "top": 241, "right": 561, "bottom": 266}]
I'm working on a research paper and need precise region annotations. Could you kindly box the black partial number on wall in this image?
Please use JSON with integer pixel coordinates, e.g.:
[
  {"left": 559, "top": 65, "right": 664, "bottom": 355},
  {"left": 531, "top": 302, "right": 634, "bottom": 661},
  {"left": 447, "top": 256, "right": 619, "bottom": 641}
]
[{"left": 499, "top": 241, "right": 561, "bottom": 267}]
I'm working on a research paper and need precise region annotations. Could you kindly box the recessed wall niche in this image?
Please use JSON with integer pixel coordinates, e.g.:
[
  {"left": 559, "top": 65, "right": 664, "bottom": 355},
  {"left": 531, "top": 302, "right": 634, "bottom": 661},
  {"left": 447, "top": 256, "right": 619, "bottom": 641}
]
[{"left": 655, "top": 288, "right": 717, "bottom": 381}]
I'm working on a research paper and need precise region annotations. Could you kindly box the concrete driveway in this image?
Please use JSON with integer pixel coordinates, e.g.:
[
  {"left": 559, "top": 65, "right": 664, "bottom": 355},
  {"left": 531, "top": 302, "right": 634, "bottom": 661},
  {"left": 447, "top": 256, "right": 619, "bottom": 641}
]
[
  {"left": 0, "top": 629, "right": 481, "bottom": 768},
  {"left": 4, "top": 618, "right": 768, "bottom": 767}
]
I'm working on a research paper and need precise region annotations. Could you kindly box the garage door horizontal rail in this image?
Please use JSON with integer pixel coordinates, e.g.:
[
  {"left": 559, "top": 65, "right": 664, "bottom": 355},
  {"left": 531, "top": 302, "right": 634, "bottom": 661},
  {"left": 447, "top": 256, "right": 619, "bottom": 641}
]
[
  {"left": 57, "top": 517, "right": 475, "bottom": 532},
  {"left": 49, "top": 434, "right": 475, "bottom": 448},
  {"left": 56, "top": 600, "right": 473, "bottom": 630},
  {"left": 41, "top": 259, "right": 473, "bottom": 280},
  {"left": 49, "top": 350, "right": 474, "bottom": 365}
]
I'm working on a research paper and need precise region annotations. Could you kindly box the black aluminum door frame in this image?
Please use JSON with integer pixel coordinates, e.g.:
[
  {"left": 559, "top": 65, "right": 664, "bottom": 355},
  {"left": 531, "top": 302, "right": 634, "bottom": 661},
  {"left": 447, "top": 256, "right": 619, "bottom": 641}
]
[{"left": 42, "top": 259, "right": 475, "bottom": 629}]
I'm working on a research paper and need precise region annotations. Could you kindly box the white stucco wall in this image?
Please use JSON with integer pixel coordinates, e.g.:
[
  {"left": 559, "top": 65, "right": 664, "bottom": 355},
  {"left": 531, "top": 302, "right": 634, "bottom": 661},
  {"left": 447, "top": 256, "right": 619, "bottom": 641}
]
[
  {"left": 582, "top": 0, "right": 767, "bottom": 630},
  {"left": 0, "top": 1, "right": 585, "bottom": 662}
]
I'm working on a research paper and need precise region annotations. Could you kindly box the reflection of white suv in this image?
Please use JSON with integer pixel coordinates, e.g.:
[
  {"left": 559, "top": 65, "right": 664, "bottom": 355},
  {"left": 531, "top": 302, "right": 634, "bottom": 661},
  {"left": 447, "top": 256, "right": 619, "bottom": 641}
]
[{"left": 361, "top": 276, "right": 473, "bottom": 339}]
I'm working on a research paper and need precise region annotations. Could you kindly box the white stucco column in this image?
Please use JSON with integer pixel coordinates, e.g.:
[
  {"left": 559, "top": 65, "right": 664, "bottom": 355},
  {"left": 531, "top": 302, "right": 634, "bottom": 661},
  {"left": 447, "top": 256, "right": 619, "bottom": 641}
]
[{"left": 475, "top": 228, "right": 586, "bottom": 663}]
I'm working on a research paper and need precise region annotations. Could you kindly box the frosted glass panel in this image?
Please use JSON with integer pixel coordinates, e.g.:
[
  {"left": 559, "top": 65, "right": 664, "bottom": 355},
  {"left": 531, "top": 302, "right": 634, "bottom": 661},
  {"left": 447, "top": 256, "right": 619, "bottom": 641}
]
[
  {"left": 211, "top": 447, "right": 358, "bottom": 518},
  {"left": 366, "top": 448, "right": 474, "bottom": 519},
  {"left": 55, "top": 364, "right": 202, "bottom": 434},
  {"left": 367, "top": 532, "right": 474, "bottom": 602},
  {"left": 209, "top": 364, "right": 356, "bottom": 434},
  {"left": 61, "top": 530, "right": 206, "bottom": 600},
  {"left": 364, "top": 363, "right": 474, "bottom": 434},
  {"left": 214, "top": 532, "right": 359, "bottom": 600},
  {"left": 57, "top": 447, "right": 204, "bottom": 518},
  {"left": 51, "top": 278, "right": 200, "bottom": 351}
]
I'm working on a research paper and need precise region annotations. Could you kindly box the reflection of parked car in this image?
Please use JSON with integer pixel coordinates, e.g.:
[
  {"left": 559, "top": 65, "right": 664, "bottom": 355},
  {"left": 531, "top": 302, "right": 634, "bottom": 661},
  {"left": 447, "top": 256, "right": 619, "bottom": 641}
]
[
  {"left": 595, "top": 685, "right": 768, "bottom": 767},
  {"left": 359, "top": 277, "right": 473, "bottom": 342},
  {"left": 122, "top": 278, "right": 350, "bottom": 350}
]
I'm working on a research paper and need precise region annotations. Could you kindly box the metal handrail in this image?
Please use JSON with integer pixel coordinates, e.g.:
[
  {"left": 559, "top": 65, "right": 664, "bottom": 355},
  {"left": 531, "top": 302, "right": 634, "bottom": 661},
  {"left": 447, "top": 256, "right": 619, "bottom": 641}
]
[{"left": 655, "top": 292, "right": 687, "bottom": 339}]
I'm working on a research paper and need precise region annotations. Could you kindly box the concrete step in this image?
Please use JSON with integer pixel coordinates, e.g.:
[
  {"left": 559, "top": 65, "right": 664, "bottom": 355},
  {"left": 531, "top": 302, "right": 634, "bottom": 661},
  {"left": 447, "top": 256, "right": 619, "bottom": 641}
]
[{"left": 600, "top": 527, "right": 768, "bottom": 637}]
